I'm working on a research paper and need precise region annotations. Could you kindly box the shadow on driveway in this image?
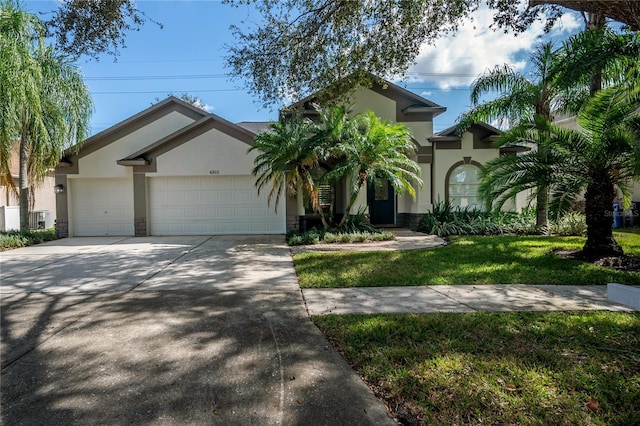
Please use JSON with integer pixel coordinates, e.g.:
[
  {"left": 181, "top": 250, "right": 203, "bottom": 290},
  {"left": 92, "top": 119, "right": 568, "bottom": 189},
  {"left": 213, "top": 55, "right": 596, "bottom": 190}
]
[{"left": 1, "top": 236, "right": 393, "bottom": 425}]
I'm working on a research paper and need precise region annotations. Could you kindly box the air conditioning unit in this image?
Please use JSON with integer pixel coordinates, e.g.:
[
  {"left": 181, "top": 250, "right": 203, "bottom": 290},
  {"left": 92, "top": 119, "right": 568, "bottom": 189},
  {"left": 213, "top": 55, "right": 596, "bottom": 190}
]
[{"left": 29, "top": 210, "right": 54, "bottom": 230}]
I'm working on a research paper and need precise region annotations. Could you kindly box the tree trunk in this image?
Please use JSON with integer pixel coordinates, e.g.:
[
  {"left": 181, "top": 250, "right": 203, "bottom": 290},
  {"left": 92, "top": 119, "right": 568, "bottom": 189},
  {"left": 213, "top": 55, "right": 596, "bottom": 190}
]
[
  {"left": 337, "top": 171, "right": 367, "bottom": 229},
  {"left": 536, "top": 185, "right": 549, "bottom": 233},
  {"left": 588, "top": 12, "right": 606, "bottom": 96},
  {"left": 19, "top": 135, "right": 30, "bottom": 231},
  {"left": 582, "top": 173, "right": 622, "bottom": 259},
  {"left": 302, "top": 170, "right": 330, "bottom": 229}
]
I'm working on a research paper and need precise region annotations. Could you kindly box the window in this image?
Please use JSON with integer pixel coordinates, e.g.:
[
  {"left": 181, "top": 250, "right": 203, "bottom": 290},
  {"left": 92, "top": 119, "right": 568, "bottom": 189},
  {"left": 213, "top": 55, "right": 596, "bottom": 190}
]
[
  {"left": 448, "top": 164, "right": 482, "bottom": 209},
  {"left": 373, "top": 179, "right": 389, "bottom": 201},
  {"left": 305, "top": 167, "right": 334, "bottom": 214}
]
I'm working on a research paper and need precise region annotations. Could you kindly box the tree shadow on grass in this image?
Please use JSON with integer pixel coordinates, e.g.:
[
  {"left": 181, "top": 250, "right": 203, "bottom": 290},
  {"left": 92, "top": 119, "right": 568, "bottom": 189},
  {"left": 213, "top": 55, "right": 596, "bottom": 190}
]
[
  {"left": 295, "top": 235, "right": 640, "bottom": 287},
  {"left": 316, "top": 311, "right": 640, "bottom": 425}
]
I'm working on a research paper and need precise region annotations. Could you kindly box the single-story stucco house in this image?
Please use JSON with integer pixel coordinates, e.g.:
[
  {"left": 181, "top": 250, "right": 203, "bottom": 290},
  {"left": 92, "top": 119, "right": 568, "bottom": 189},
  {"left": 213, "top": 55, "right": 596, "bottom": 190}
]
[{"left": 54, "top": 76, "right": 527, "bottom": 237}]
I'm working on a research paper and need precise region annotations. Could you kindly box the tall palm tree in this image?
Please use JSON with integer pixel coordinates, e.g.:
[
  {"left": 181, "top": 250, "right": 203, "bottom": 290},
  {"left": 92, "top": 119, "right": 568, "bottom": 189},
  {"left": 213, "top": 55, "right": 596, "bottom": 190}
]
[
  {"left": 553, "top": 27, "right": 640, "bottom": 99},
  {"left": 0, "top": 1, "right": 92, "bottom": 231},
  {"left": 249, "top": 115, "right": 334, "bottom": 228},
  {"left": 326, "top": 110, "right": 422, "bottom": 229},
  {"left": 457, "top": 42, "right": 566, "bottom": 230}
]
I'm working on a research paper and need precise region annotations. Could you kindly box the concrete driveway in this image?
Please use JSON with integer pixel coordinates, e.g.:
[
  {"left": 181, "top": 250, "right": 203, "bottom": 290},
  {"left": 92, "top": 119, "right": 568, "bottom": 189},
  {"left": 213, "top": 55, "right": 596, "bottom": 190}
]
[{"left": 1, "top": 236, "right": 394, "bottom": 425}]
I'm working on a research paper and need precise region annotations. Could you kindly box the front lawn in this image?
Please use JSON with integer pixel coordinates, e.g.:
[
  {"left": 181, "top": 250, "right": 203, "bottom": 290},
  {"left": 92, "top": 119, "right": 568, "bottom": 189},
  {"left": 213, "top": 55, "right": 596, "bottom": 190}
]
[
  {"left": 294, "top": 232, "right": 640, "bottom": 288},
  {"left": 315, "top": 311, "right": 640, "bottom": 425}
]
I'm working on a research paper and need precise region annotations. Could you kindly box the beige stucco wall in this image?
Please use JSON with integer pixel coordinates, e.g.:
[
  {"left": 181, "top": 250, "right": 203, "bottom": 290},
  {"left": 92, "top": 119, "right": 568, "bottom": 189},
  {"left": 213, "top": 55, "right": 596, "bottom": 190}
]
[
  {"left": 342, "top": 88, "right": 435, "bottom": 217},
  {"left": 554, "top": 115, "right": 579, "bottom": 131},
  {"left": 151, "top": 128, "right": 256, "bottom": 177},
  {"left": 78, "top": 111, "right": 196, "bottom": 178},
  {"left": 397, "top": 163, "right": 431, "bottom": 214},
  {"left": 2, "top": 175, "right": 55, "bottom": 210},
  {"left": 349, "top": 89, "right": 395, "bottom": 122},
  {"left": 432, "top": 132, "right": 500, "bottom": 208},
  {"left": 348, "top": 88, "right": 434, "bottom": 145}
]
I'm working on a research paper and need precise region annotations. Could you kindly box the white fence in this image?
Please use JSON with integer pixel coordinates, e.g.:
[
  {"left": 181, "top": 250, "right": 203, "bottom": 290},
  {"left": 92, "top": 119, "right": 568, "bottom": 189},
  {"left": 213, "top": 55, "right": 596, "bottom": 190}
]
[
  {"left": 0, "top": 206, "right": 20, "bottom": 231},
  {"left": 0, "top": 207, "right": 54, "bottom": 231}
]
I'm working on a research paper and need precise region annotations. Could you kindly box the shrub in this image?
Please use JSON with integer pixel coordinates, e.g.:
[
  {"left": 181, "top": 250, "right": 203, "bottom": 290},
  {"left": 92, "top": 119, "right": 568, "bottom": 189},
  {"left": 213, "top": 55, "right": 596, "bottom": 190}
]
[
  {"left": 549, "top": 212, "right": 587, "bottom": 236},
  {"left": 340, "top": 206, "right": 378, "bottom": 233},
  {"left": 417, "top": 201, "right": 538, "bottom": 237},
  {"left": 0, "top": 229, "right": 57, "bottom": 251},
  {"left": 287, "top": 228, "right": 322, "bottom": 246},
  {"left": 416, "top": 202, "right": 590, "bottom": 237},
  {"left": 288, "top": 229, "right": 395, "bottom": 245}
]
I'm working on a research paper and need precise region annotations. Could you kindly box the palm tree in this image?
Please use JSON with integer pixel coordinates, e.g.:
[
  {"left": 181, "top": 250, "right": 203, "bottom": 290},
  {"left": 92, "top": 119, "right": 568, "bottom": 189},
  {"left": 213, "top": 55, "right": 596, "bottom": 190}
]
[
  {"left": 553, "top": 27, "right": 640, "bottom": 99},
  {"left": 249, "top": 115, "right": 334, "bottom": 228},
  {"left": 457, "top": 42, "right": 566, "bottom": 230},
  {"left": 478, "top": 116, "right": 567, "bottom": 214},
  {"left": 0, "top": 1, "right": 92, "bottom": 231},
  {"left": 550, "top": 82, "right": 640, "bottom": 258},
  {"left": 485, "top": 80, "right": 640, "bottom": 258},
  {"left": 326, "top": 110, "right": 422, "bottom": 229}
]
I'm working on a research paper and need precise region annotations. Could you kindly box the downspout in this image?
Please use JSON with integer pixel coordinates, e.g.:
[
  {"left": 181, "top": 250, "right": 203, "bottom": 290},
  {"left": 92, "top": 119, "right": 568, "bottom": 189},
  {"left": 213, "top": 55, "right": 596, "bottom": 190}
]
[{"left": 430, "top": 139, "right": 435, "bottom": 207}]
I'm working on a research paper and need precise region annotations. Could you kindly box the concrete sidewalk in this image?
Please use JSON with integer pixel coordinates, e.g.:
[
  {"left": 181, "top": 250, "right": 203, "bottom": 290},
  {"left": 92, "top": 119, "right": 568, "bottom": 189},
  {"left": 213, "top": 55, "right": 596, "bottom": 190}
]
[{"left": 302, "top": 284, "right": 638, "bottom": 316}]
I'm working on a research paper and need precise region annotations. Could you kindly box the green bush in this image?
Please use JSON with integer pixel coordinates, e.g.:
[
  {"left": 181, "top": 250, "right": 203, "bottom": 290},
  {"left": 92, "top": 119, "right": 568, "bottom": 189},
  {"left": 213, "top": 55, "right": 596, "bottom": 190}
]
[
  {"left": 288, "top": 229, "right": 395, "bottom": 245},
  {"left": 417, "top": 201, "right": 537, "bottom": 237},
  {"left": 0, "top": 229, "right": 57, "bottom": 251},
  {"left": 549, "top": 212, "right": 587, "bottom": 236},
  {"left": 287, "top": 228, "right": 322, "bottom": 246},
  {"left": 417, "top": 202, "right": 589, "bottom": 237},
  {"left": 340, "top": 206, "right": 378, "bottom": 233}
]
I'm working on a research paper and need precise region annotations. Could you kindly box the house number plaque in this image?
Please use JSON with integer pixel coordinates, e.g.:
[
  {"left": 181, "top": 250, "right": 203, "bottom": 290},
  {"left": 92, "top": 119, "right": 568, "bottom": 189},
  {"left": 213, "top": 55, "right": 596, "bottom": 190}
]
[{"left": 209, "top": 170, "right": 220, "bottom": 175}]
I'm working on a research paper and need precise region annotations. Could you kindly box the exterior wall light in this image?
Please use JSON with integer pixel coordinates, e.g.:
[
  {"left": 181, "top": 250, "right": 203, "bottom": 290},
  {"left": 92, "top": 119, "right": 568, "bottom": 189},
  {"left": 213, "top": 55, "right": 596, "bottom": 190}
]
[{"left": 54, "top": 184, "right": 64, "bottom": 194}]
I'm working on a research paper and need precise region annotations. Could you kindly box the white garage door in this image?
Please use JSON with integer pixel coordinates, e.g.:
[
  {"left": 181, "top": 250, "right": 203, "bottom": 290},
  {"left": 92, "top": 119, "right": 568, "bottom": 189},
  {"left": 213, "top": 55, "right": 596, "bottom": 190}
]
[
  {"left": 148, "top": 176, "right": 284, "bottom": 235},
  {"left": 70, "top": 178, "right": 134, "bottom": 236}
]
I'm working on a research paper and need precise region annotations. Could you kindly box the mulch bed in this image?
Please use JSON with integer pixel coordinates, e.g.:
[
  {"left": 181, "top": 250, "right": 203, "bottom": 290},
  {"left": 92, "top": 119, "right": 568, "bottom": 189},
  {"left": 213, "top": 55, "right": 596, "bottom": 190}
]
[{"left": 555, "top": 250, "right": 640, "bottom": 273}]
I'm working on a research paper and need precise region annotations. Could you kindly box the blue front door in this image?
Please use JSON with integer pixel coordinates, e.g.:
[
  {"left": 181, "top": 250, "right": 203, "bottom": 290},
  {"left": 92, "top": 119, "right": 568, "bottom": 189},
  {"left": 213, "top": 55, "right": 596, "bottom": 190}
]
[{"left": 368, "top": 179, "right": 395, "bottom": 225}]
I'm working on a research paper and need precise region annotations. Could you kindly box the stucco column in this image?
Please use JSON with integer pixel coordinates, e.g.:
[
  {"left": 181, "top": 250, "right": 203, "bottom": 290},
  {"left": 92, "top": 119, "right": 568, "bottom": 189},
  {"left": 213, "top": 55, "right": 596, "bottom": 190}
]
[
  {"left": 55, "top": 174, "right": 69, "bottom": 238},
  {"left": 133, "top": 171, "right": 148, "bottom": 236}
]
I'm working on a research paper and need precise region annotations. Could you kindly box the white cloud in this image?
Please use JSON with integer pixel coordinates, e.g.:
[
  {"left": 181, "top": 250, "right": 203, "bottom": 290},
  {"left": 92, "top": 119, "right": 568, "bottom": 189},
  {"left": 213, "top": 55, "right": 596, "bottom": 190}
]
[
  {"left": 201, "top": 103, "right": 215, "bottom": 113},
  {"left": 404, "top": 7, "right": 582, "bottom": 89}
]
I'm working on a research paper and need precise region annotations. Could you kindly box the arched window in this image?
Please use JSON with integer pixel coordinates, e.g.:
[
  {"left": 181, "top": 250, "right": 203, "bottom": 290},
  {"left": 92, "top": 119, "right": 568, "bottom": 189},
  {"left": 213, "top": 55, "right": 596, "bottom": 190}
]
[{"left": 447, "top": 163, "right": 482, "bottom": 210}]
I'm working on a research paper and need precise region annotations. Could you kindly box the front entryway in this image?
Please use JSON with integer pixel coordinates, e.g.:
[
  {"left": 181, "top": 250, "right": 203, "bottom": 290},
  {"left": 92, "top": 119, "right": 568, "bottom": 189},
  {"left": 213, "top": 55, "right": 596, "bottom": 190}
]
[{"left": 368, "top": 179, "right": 395, "bottom": 225}]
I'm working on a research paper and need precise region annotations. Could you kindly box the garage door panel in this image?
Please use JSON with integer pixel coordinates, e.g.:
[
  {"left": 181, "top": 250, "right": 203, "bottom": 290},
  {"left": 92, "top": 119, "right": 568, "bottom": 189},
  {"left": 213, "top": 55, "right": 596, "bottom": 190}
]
[
  {"left": 71, "top": 178, "right": 134, "bottom": 236},
  {"left": 149, "top": 176, "right": 284, "bottom": 235}
]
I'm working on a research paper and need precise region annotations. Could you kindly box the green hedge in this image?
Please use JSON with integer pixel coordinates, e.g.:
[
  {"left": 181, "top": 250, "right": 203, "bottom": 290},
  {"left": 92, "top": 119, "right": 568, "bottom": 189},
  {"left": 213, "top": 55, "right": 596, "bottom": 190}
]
[{"left": 0, "top": 229, "right": 57, "bottom": 251}]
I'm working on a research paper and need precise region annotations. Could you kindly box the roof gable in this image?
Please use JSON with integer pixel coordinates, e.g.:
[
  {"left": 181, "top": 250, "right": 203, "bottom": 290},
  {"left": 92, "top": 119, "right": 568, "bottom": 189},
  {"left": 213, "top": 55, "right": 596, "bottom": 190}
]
[
  {"left": 282, "top": 72, "right": 445, "bottom": 120},
  {"left": 64, "top": 96, "right": 209, "bottom": 161},
  {"left": 119, "top": 113, "right": 255, "bottom": 163},
  {"left": 432, "top": 122, "right": 503, "bottom": 140}
]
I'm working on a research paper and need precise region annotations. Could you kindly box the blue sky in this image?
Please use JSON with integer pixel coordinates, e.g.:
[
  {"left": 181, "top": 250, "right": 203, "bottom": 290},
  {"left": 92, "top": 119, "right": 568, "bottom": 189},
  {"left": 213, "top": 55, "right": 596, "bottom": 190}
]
[{"left": 25, "top": 1, "right": 584, "bottom": 135}]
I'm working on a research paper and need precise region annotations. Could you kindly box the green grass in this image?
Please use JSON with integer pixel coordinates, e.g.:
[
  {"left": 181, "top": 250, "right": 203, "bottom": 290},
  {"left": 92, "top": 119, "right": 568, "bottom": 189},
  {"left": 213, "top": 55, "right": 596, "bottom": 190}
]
[
  {"left": 315, "top": 311, "right": 640, "bottom": 425},
  {"left": 0, "top": 228, "right": 57, "bottom": 251},
  {"left": 294, "top": 231, "right": 640, "bottom": 288}
]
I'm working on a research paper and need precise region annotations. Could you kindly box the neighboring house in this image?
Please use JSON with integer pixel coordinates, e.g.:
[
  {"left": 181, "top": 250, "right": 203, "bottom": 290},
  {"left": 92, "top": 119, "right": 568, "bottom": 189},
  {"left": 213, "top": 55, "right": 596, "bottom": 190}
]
[
  {"left": 55, "top": 77, "right": 525, "bottom": 238},
  {"left": 1, "top": 147, "right": 56, "bottom": 231}
]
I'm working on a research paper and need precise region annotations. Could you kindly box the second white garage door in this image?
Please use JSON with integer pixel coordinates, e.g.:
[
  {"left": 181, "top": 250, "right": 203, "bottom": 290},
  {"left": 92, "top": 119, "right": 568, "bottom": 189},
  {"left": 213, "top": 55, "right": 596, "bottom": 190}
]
[{"left": 148, "top": 176, "right": 284, "bottom": 235}]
